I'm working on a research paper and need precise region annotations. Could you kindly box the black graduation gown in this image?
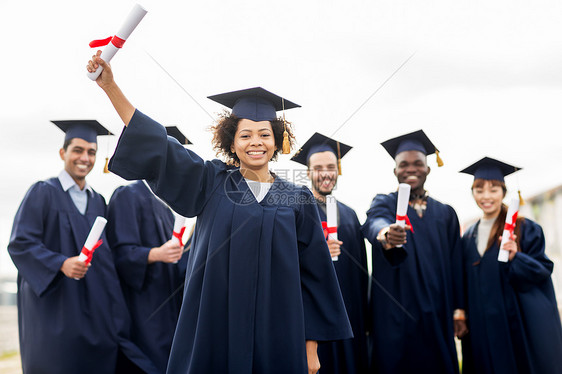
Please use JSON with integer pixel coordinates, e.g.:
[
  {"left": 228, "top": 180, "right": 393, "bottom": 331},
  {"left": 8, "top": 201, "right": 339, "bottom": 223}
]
[
  {"left": 461, "top": 218, "right": 562, "bottom": 374},
  {"left": 8, "top": 178, "right": 157, "bottom": 374},
  {"left": 106, "top": 180, "right": 189, "bottom": 373},
  {"left": 108, "top": 110, "right": 353, "bottom": 374},
  {"left": 361, "top": 192, "right": 463, "bottom": 374},
  {"left": 316, "top": 200, "right": 369, "bottom": 374}
]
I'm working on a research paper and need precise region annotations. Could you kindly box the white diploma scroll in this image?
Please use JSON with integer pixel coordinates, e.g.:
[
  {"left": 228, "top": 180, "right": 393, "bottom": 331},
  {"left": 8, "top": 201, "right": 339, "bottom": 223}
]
[
  {"left": 78, "top": 216, "right": 107, "bottom": 263},
  {"left": 498, "top": 197, "right": 520, "bottom": 262},
  {"left": 170, "top": 215, "right": 186, "bottom": 264},
  {"left": 170, "top": 215, "right": 187, "bottom": 246},
  {"left": 395, "top": 183, "right": 411, "bottom": 248},
  {"left": 326, "top": 195, "right": 339, "bottom": 261},
  {"left": 87, "top": 4, "right": 148, "bottom": 80}
]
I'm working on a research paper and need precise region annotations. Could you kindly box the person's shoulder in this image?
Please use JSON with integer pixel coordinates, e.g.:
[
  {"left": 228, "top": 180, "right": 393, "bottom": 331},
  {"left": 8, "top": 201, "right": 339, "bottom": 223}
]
[
  {"left": 27, "top": 178, "right": 59, "bottom": 195},
  {"left": 372, "top": 192, "right": 397, "bottom": 205}
]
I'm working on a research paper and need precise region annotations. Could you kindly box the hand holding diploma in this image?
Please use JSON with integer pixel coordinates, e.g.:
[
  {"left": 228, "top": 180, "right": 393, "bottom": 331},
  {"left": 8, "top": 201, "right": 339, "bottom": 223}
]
[
  {"left": 381, "top": 183, "right": 412, "bottom": 249},
  {"left": 325, "top": 195, "right": 341, "bottom": 261},
  {"left": 148, "top": 215, "right": 185, "bottom": 264},
  {"left": 61, "top": 216, "right": 106, "bottom": 279},
  {"left": 87, "top": 4, "right": 147, "bottom": 81},
  {"left": 394, "top": 183, "right": 413, "bottom": 248},
  {"left": 498, "top": 197, "right": 519, "bottom": 262}
]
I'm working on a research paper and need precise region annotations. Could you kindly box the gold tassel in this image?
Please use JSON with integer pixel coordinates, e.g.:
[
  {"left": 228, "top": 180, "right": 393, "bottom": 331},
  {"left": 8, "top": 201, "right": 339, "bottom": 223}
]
[
  {"left": 281, "top": 98, "right": 290, "bottom": 154},
  {"left": 282, "top": 130, "right": 291, "bottom": 154},
  {"left": 518, "top": 190, "right": 525, "bottom": 206},
  {"left": 103, "top": 157, "right": 110, "bottom": 173},
  {"left": 337, "top": 141, "right": 342, "bottom": 175},
  {"left": 435, "top": 149, "right": 444, "bottom": 167}
]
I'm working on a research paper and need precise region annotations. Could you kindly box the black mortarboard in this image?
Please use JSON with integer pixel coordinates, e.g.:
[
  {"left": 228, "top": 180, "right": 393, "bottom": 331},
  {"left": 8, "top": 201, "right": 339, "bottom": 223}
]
[
  {"left": 207, "top": 87, "right": 300, "bottom": 122},
  {"left": 291, "top": 132, "right": 352, "bottom": 174},
  {"left": 51, "top": 120, "right": 112, "bottom": 143},
  {"left": 381, "top": 129, "right": 443, "bottom": 166},
  {"left": 460, "top": 157, "right": 521, "bottom": 182},
  {"left": 166, "top": 126, "right": 192, "bottom": 145}
]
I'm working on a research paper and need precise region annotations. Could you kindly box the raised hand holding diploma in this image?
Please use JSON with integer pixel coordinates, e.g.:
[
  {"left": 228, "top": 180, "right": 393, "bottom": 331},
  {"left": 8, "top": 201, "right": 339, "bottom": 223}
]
[
  {"left": 87, "top": 4, "right": 147, "bottom": 81},
  {"left": 498, "top": 197, "right": 519, "bottom": 262},
  {"left": 395, "top": 183, "right": 413, "bottom": 248}
]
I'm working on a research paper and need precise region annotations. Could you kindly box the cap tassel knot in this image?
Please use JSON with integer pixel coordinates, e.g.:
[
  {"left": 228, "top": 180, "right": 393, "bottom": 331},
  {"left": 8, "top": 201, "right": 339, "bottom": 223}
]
[{"left": 435, "top": 149, "right": 444, "bottom": 167}]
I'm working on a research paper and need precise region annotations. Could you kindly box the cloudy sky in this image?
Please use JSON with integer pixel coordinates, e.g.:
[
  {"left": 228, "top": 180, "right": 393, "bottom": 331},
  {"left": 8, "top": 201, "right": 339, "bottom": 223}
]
[{"left": 2, "top": 0, "right": 562, "bottom": 275}]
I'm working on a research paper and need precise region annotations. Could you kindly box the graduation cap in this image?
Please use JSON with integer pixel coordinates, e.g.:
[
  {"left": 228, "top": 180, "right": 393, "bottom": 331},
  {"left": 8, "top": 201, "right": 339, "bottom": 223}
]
[
  {"left": 291, "top": 132, "right": 352, "bottom": 175},
  {"left": 208, "top": 87, "right": 300, "bottom": 153},
  {"left": 459, "top": 157, "right": 521, "bottom": 182},
  {"left": 460, "top": 156, "right": 525, "bottom": 205},
  {"left": 165, "top": 126, "right": 192, "bottom": 145},
  {"left": 51, "top": 120, "right": 113, "bottom": 172},
  {"left": 51, "top": 120, "right": 113, "bottom": 143},
  {"left": 381, "top": 129, "right": 443, "bottom": 167}
]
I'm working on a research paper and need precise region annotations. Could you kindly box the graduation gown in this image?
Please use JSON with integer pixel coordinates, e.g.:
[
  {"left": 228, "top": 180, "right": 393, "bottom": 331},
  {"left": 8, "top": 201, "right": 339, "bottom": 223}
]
[
  {"left": 108, "top": 110, "right": 353, "bottom": 374},
  {"left": 461, "top": 218, "right": 562, "bottom": 374},
  {"left": 316, "top": 200, "right": 369, "bottom": 374},
  {"left": 361, "top": 192, "right": 463, "bottom": 374},
  {"left": 8, "top": 178, "right": 157, "bottom": 374},
  {"left": 106, "top": 180, "right": 189, "bottom": 373}
]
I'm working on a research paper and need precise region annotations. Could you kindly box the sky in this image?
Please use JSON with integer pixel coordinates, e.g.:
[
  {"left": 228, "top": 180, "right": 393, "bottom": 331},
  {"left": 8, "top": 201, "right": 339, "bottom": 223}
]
[{"left": 1, "top": 0, "right": 562, "bottom": 275}]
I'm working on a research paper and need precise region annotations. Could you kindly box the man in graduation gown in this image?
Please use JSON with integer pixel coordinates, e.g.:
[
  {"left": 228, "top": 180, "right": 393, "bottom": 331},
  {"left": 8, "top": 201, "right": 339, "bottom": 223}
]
[
  {"left": 361, "top": 130, "right": 466, "bottom": 374},
  {"left": 8, "top": 121, "right": 157, "bottom": 374},
  {"left": 106, "top": 126, "right": 192, "bottom": 374},
  {"left": 292, "top": 133, "right": 369, "bottom": 374}
]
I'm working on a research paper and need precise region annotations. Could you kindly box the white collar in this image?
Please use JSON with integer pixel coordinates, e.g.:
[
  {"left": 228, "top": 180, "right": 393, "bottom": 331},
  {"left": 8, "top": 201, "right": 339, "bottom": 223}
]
[{"left": 58, "top": 170, "right": 93, "bottom": 194}]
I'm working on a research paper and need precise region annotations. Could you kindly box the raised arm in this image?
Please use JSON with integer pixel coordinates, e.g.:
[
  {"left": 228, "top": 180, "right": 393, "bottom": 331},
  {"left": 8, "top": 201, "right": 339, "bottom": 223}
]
[{"left": 87, "top": 50, "right": 135, "bottom": 126}]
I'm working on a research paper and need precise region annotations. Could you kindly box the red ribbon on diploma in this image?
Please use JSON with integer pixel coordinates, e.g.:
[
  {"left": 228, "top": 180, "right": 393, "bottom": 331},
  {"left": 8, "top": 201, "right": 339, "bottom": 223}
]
[
  {"left": 89, "top": 35, "right": 127, "bottom": 49},
  {"left": 396, "top": 214, "right": 414, "bottom": 233},
  {"left": 322, "top": 221, "right": 337, "bottom": 240},
  {"left": 173, "top": 226, "right": 186, "bottom": 247},
  {"left": 504, "top": 211, "right": 519, "bottom": 240},
  {"left": 81, "top": 239, "right": 103, "bottom": 265}
]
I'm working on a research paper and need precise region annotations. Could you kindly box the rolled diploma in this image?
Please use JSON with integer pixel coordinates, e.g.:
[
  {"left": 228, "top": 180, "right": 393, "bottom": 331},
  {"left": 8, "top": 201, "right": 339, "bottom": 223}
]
[
  {"left": 170, "top": 215, "right": 186, "bottom": 264},
  {"left": 170, "top": 215, "right": 186, "bottom": 246},
  {"left": 498, "top": 197, "right": 520, "bottom": 262},
  {"left": 326, "top": 195, "right": 339, "bottom": 261},
  {"left": 87, "top": 4, "right": 148, "bottom": 80},
  {"left": 395, "top": 183, "right": 411, "bottom": 248},
  {"left": 78, "top": 216, "right": 107, "bottom": 262}
]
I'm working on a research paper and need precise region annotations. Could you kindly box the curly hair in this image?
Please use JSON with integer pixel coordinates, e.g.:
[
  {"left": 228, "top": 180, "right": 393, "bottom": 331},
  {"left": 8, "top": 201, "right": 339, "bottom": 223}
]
[{"left": 211, "top": 110, "right": 295, "bottom": 165}]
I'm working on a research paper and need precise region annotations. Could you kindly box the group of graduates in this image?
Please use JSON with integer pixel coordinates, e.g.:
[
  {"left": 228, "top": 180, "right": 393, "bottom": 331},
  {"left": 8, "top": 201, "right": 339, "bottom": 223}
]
[{"left": 6, "top": 50, "right": 562, "bottom": 374}]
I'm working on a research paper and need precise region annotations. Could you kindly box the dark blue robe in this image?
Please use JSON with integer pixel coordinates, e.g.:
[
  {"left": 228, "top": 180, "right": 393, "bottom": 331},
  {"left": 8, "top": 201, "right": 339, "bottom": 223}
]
[
  {"left": 108, "top": 110, "right": 353, "bottom": 374},
  {"left": 8, "top": 178, "right": 158, "bottom": 374},
  {"left": 461, "top": 218, "right": 562, "bottom": 374},
  {"left": 361, "top": 192, "right": 463, "bottom": 374},
  {"left": 316, "top": 200, "right": 369, "bottom": 374},
  {"left": 106, "top": 180, "right": 189, "bottom": 373}
]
